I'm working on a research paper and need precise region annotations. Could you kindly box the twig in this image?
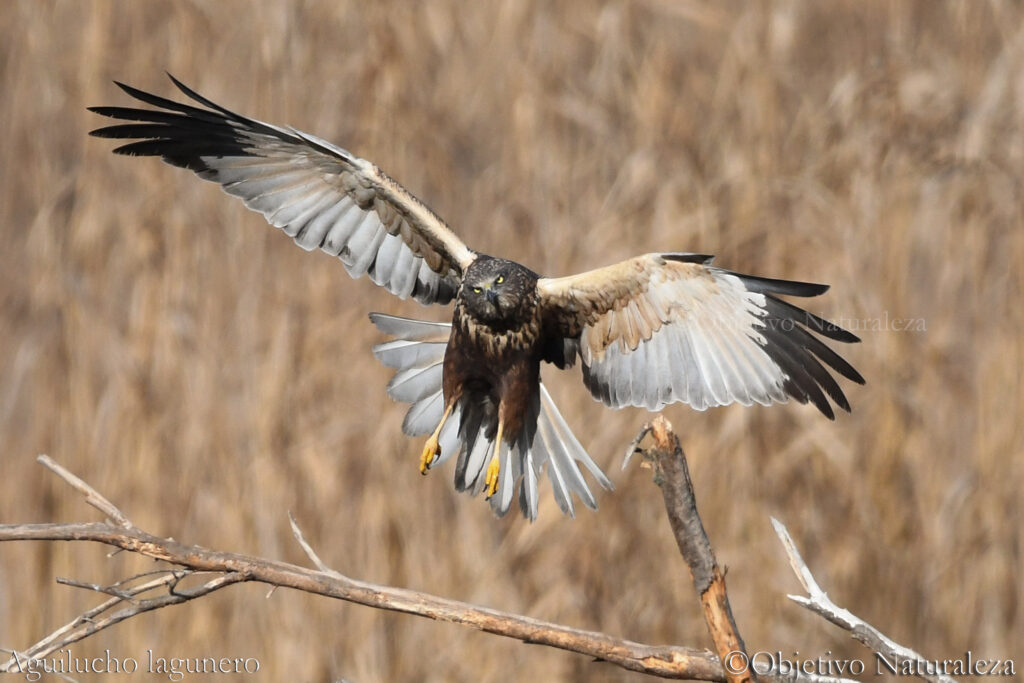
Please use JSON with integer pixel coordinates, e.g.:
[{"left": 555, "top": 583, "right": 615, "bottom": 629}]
[
  {"left": 631, "top": 416, "right": 757, "bottom": 683},
  {"left": 288, "top": 512, "right": 341, "bottom": 577},
  {"left": 622, "top": 422, "right": 653, "bottom": 470},
  {"left": 55, "top": 576, "right": 140, "bottom": 602},
  {"left": 771, "top": 518, "right": 958, "bottom": 683},
  {"left": 4, "top": 573, "right": 175, "bottom": 669},
  {"left": 1, "top": 570, "right": 234, "bottom": 673},
  {"left": 36, "top": 454, "right": 132, "bottom": 529}
]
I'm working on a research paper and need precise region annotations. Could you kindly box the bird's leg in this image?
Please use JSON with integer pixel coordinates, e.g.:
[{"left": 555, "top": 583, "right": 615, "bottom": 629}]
[
  {"left": 484, "top": 417, "right": 504, "bottom": 499},
  {"left": 420, "top": 399, "right": 456, "bottom": 475}
]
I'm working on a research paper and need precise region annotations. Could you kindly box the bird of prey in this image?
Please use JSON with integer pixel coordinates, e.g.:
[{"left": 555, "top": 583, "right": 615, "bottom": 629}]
[{"left": 89, "top": 76, "right": 864, "bottom": 520}]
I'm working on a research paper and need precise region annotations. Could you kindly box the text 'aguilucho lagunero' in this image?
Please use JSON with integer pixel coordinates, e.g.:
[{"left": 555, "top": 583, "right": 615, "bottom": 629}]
[{"left": 5, "top": 649, "right": 260, "bottom": 681}]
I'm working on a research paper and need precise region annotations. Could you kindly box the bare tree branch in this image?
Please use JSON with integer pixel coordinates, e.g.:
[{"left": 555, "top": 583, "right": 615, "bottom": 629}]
[
  {"left": 631, "top": 416, "right": 757, "bottom": 683},
  {"left": 3, "top": 456, "right": 736, "bottom": 680},
  {"left": 0, "top": 519, "right": 727, "bottom": 680},
  {"left": 771, "top": 518, "right": 958, "bottom": 683}
]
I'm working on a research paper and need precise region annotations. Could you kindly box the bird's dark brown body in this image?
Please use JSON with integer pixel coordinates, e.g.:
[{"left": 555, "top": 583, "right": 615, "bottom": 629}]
[{"left": 446, "top": 256, "right": 545, "bottom": 453}]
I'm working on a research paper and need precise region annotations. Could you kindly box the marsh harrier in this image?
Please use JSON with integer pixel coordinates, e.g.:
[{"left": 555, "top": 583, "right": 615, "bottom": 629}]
[{"left": 90, "top": 76, "right": 863, "bottom": 520}]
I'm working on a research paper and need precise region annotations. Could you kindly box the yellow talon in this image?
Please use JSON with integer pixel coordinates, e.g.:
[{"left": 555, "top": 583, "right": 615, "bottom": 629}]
[
  {"left": 484, "top": 455, "right": 500, "bottom": 498},
  {"left": 420, "top": 401, "right": 456, "bottom": 475},
  {"left": 420, "top": 435, "right": 440, "bottom": 475},
  {"left": 486, "top": 418, "right": 505, "bottom": 499}
]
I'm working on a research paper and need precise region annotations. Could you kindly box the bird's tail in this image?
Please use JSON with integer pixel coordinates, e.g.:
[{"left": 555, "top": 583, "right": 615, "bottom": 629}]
[{"left": 369, "top": 313, "right": 613, "bottom": 520}]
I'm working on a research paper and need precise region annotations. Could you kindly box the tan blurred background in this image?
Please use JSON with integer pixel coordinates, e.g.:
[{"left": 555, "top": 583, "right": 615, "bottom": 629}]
[{"left": 2, "top": 1, "right": 1022, "bottom": 680}]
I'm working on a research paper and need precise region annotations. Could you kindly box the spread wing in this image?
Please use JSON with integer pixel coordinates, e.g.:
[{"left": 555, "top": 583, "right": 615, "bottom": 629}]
[
  {"left": 89, "top": 75, "right": 476, "bottom": 305},
  {"left": 538, "top": 253, "right": 864, "bottom": 419}
]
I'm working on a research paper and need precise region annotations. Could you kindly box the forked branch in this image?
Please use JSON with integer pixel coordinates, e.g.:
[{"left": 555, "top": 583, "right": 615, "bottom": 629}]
[
  {"left": 0, "top": 455, "right": 730, "bottom": 681},
  {"left": 771, "top": 518, "right": 958, "bottom": 683}
]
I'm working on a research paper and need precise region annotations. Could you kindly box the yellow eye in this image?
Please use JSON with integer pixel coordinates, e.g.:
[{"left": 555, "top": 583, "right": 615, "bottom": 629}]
[
  {"left": 496, "top": 275, "right": 505, "bottom": 284},
  {"left": 472, "top": 287, "right": 482, "bottom": 294}
]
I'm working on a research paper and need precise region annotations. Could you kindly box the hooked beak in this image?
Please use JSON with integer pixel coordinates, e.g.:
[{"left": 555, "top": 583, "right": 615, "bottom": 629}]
[{"left": 485, "top": 289, "right": 499, "bottom": 306}]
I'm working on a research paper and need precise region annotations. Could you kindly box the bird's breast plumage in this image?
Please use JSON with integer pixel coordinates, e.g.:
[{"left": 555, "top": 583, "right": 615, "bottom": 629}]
[{"left": 453, "top": 295, "right": 542, "bottom": 365}]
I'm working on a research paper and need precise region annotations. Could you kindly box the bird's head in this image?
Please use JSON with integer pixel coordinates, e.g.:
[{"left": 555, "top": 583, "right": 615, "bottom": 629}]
[{"left": 460, "top": 256, "right": 537, "bottom": 327}]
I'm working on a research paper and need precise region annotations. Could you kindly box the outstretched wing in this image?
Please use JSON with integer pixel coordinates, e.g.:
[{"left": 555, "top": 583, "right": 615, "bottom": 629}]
[
  {"left": 538, "top": 253, "right": 864, "bottom": 419},
  {"left": 89, "top": 75, "right": 476, "bottom": 305}
]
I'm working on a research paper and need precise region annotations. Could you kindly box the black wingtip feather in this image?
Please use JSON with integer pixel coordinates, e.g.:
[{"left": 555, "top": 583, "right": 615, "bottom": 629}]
[
  {"left": 113, "top": 80, "right": 180, "bottom": 109},
  {"left": 663, "top": 252, "right": 715, "bottom": 265},
  {"left": 797, "top": 327, "right": 866, "bottom": 387},
  {"left": 761, "top": 326, "right": 840, "bottom": 419},
  {"left": 89, "top": 79, "right": 294, "bottom": 173},
  {"left": 751, "top": 289, "right": 864, "bottom": 417},
  {"left": 764, "top": 295, "right": 861, "bottom": 344},
  {"left": 740, "top": 273, "right": 831, "bottom": 297},
  {"left": 88, "top": 123, "right": 182, "bottom": 140},
  {"left": 166, "top": 73, "right": 237, "bottom": 119},
  {"left": 167, "top": 73, "right": 201, "bottom": 100}
]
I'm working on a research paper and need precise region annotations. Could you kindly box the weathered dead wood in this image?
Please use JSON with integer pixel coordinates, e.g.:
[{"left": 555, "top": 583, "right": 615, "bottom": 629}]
[
  {"left": 0, "top": 455, "right": 748, "bottom": 681},
  {"left": 2, "top": 517, "right": 728, "bottom": 678},
  {"left": 771, "top": 518, "right": 959, "bottom": 683},
  {"left": 628, "top": 416, "right": 756, "bottom": 683}
]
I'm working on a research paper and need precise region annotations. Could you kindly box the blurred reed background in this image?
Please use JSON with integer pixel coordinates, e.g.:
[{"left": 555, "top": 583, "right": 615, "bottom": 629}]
[{"left": 1, "top": 1, "right": 1021, "bottom": 680}]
